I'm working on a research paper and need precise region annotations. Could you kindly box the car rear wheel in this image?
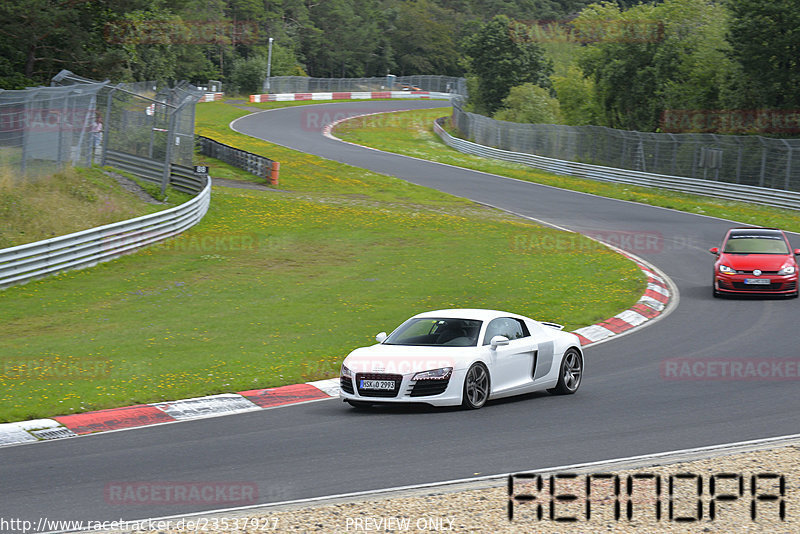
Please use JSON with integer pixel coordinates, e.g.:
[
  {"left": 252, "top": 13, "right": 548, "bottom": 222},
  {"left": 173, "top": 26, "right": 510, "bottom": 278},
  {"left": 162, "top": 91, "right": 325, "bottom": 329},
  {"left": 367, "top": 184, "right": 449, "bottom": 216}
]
[
  {"left": 548, "top": 348, "right": 582, "bottom": 395},
  {"left": 462, "top": 362, "right": 490, "bottom": 409}
]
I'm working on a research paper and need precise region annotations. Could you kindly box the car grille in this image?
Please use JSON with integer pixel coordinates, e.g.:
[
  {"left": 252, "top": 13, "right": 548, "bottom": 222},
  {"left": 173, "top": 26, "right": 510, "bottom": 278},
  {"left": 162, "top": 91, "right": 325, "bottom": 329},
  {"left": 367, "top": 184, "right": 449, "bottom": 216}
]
[
  {"left": 734, "top": 270, "right": 778, "bottom": 275},
  {"left": 339, "top": 376, "right": 354, "bottom": 394},
  {"left": 731, "top": 281, "right": 790, "bottom": 291},
  {"left": 355, "top": 373, "right": 402, "bottom": 398},
  {"left": 408, "top": 378, "right": 451, "bottom": 397}
]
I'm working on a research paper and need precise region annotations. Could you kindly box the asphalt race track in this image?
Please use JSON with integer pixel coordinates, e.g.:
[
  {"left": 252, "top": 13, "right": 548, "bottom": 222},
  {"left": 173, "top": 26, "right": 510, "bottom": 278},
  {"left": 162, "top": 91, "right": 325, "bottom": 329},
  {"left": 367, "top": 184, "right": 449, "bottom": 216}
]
[{"left": 2, "top": 100, "right": 799, "bottom": 530}]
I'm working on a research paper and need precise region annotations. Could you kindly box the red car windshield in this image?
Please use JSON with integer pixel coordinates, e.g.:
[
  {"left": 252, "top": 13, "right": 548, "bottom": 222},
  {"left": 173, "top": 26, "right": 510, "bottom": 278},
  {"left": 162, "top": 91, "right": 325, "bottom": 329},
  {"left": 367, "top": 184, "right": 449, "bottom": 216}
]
[{"left": 723, "top": 235, "right": 789, "bottom": 254}]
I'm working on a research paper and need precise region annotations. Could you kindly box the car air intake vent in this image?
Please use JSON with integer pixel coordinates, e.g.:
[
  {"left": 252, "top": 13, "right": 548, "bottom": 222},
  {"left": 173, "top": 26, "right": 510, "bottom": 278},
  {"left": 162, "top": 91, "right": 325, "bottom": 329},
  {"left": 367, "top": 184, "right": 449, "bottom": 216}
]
[
  {"left": 340, "top": 376, "right": 354, "bottom": 394},
  {"left": 409, "top": 378, "right": 450, "bottom": 397}
]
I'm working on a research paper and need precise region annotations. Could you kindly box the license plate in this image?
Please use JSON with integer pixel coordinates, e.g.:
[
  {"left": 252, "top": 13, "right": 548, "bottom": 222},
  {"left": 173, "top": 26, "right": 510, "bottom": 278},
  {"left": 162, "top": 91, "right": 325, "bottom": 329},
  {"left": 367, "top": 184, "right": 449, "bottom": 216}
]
[
  {"left": 360, "top": 379, "right": 395, "bottom": 390},
  {"left": 744, "top": 278, "right": 771, "bottom": 285}
]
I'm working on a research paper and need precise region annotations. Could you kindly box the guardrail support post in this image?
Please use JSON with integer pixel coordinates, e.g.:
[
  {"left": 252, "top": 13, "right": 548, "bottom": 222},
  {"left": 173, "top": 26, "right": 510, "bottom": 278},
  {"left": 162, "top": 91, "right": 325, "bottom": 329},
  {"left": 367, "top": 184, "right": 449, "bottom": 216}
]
[{"left": 269, "top": 161, "right": 280, "bottom": 186}]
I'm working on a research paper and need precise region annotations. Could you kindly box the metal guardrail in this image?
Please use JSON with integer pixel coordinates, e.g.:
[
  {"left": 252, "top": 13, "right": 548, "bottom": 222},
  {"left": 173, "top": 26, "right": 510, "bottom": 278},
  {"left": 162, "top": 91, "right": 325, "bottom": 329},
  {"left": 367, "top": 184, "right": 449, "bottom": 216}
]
[
  {"left": 0, "top": 175, "right": 211, "bottom": 290},
  {"left": 170, "top": 164, "right": 207, "bottom": 194},
  {"left": 104, "top": 150, "right": 207, "bottom": 195},
  {"left": 434, "top": 118, "right": 800, "bottom": 211},
  {"left": 105, "top": 149, "right": 164, "bottom": 183},
  {"left": 196, "top": 136, "right": 274, "bottom": 182}
]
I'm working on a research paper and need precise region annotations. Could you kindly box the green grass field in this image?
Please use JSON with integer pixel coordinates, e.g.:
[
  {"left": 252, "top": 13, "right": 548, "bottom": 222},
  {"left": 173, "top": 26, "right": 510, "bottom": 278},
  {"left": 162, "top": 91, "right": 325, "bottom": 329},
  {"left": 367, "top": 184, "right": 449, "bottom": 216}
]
[
  {"left": 0, "top": 166, "right": 179, "bottom": 249},
  {"left": 334, "top": 108, "right": 800, "bottom": 233},
  {"left": 0, "top": 101, "right": 645, "bottom": 423}
]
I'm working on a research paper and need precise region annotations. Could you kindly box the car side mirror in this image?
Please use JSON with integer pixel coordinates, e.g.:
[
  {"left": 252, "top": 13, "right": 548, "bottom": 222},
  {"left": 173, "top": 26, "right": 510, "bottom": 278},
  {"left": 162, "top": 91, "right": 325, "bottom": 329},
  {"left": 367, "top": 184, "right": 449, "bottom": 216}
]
[
  {"left": 490, "top": 335, "right": 510, "bottom": 349},
  {"left": 376, "top": 332, "right": 387, "bottom": 343},
  {"left": 709, "top": 247, "right": 719, "bottom": 255},
  {"left": 794, "top": 249, "right": 800, "bottom": 256}
]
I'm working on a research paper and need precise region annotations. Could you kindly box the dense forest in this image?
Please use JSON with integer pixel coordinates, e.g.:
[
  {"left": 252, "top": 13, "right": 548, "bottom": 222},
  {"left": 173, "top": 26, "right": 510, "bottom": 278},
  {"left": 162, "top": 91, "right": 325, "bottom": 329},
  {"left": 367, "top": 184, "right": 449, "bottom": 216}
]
[{"left": 1, "top": 0, "right": 797, "bottom": 134}]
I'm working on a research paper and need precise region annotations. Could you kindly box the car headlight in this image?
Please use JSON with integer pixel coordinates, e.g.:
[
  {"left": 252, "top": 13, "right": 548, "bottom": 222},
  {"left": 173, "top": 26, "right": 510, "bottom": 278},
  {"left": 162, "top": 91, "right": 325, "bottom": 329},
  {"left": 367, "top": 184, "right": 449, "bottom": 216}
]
[
  {"left": 341, "top": 363, "right": 353, "bottom": 378},
  {"left": 718, "top": 264, "right": 736, "bottom": 274},
  {"left": 779, "top": 265, "right": 796, "bottom": 275},
  {"left": 412, "top": 367, "right": 453, "bottom": 381}
]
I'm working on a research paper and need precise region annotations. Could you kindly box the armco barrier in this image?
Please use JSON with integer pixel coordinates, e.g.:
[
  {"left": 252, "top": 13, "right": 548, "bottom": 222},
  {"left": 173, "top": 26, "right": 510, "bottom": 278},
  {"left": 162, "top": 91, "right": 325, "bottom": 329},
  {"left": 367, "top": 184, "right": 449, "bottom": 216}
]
[
  {"left": 434, "top": 118, "right": 800, "bottom": 211},
  {"left": 0, "top": 175, "right": 211, "bottom": 290},
  {"left": 104, "top": 150, "right": 207, "bottom": 195},
  {"left": 197, "top": 136, "right": 277, "bottom": 184}
]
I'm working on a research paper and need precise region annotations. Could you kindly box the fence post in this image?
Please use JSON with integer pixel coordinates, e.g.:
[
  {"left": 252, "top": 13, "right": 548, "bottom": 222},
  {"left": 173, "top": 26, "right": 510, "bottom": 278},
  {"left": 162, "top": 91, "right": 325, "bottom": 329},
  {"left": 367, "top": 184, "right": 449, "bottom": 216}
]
[
  {"left": 782, "top": 140, "right": 792, "bottom": 190},
  {"left": 734, "top": 137, "right": 743, "bottom": 184},
  {"left": 161, "top": 105, "right": 178, "bottom": 195},
  {"left": 100, "top": 86, "right": 116, "bottom": 167},
  {"left": 759, "top": 138, "right": 768, "bottom": 188}
]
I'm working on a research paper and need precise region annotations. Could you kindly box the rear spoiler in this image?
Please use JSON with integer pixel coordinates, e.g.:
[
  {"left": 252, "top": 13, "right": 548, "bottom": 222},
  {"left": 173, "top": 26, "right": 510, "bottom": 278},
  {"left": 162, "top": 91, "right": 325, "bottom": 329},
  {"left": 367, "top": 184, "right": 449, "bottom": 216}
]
[{"left": 541, "top": 321, "right": 564, "bottom": 331}]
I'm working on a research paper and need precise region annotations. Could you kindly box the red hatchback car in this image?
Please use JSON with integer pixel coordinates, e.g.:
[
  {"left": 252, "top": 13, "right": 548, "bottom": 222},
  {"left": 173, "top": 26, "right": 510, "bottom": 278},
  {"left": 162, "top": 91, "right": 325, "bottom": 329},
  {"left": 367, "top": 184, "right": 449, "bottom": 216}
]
[{"left": 710, "top": 227, "right": 799, "bottom": 298}]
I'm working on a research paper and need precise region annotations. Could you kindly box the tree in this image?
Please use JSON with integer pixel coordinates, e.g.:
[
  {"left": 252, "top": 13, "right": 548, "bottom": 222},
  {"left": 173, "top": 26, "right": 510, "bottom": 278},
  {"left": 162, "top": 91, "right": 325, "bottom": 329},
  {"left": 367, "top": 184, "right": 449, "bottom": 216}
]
[
  {"left": 387, "top": 0, "right": 463, "bottom": 76},
  {"left": 576, "top": 0, "right": 733, "bottom": 131},
  {"left": 229, "top": 43, "right": 303, "bottom": 94},
  {"left": 493, "top": 83, "right": 561, "bottom": 124},
  {"left": 551, "top": 65, "right": 602, "bottom": 125},
  {"left": 576, "top": 2, "right": 663, "bottom": 131},
  {"left": 725, "top": 0, "right": 800, "bottom": 109},
  {"left": 463, "top": 15, "right": 554, "bottom": 114},
  {"left": 301, "top": 0, "right": 383, "bottom": 77}
]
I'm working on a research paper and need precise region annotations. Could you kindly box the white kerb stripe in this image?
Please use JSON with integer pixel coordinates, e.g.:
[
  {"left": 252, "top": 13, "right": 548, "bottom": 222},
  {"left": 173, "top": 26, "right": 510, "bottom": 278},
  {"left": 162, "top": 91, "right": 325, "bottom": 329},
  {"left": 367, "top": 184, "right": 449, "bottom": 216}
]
[
  {"left": 647, "top": 282, "right": 670, "bottom": 296},
  {"left": 614, "top": 309, "right": 649, "bottom": 327},
  {"left": 307, "top": 378, "right": 340, "bottom": 397},
  {"left": 639, "top": 295, "right": 665, "bottom": 311},
  {"left": 572, "top": 324, "right": 615, "bottom": 342}
]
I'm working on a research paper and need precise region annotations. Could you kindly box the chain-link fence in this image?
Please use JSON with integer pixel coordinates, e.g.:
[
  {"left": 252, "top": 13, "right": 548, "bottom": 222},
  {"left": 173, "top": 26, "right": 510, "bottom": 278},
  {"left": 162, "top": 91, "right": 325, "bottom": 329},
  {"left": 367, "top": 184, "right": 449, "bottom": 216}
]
[
  {"left": 0, "top": 79, "right": 108, "bottom": 176},
  {"left": 52, "top": 71, "right": 203, "bottom": 169},
  {"left": 263, "top": 75, "right": 467, "bottom": 95},
  {"left": 0, "top": 71, "right": 203, "bottom": 180},
  {"left": 452, "top": 99, "right": 800, "bottom": 191}
]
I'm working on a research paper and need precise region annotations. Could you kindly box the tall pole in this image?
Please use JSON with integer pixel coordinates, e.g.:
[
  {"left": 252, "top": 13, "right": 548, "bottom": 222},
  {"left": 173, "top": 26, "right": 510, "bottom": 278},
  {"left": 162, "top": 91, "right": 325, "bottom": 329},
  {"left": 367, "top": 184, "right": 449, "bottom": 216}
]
[{"left": 266, "top": 37, "right": 274, "bottom": 93}]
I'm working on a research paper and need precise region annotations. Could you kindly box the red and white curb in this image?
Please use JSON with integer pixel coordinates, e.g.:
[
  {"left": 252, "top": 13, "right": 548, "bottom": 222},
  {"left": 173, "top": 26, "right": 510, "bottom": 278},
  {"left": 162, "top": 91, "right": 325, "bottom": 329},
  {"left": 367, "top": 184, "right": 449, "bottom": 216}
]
[
  {"left": 198, "top": 92, "right": 224, "bottom": 102},
  {"left": 0, "top": 380, "right": 338, "bottom": 448},
  {"left": 249, "top": 91, "right": 453, "bottom": 103},
  {"left": 572, "top": 251, "right": 673, "bottom": 346}
]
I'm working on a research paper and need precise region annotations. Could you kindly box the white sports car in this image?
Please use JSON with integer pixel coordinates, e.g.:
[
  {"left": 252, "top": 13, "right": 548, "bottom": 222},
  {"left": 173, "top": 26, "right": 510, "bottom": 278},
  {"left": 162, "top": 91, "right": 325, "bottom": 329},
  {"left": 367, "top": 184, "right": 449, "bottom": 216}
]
[{"left": 339, "top": 309, "right": 584, "bottom": 409}]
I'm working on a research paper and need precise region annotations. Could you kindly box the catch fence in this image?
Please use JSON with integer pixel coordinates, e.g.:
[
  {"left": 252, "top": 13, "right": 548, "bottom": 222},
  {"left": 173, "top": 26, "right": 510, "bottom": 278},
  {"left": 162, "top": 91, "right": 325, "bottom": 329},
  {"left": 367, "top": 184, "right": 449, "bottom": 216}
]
[
  {"left": 263, "top": 75, "right": 466, "bottom": 96},
  {"left": 0, "top": 70, "right": 204, "bottom": 193},
  {"left": 451, "top": 99, "right": 800, "bottom": 191}
]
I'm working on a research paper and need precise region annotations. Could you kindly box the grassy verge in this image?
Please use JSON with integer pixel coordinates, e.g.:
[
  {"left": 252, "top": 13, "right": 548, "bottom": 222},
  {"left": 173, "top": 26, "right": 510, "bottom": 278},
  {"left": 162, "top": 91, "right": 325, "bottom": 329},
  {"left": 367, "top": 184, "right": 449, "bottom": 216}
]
[
  {"left": 334, "top": 108, "right": 800, "bottom": 233},
  {"left": 0, "top": 166, "right": 174, "bottom": 249},
  {"left": 0, "top": 101, "right": 644, "bottom": 423}
]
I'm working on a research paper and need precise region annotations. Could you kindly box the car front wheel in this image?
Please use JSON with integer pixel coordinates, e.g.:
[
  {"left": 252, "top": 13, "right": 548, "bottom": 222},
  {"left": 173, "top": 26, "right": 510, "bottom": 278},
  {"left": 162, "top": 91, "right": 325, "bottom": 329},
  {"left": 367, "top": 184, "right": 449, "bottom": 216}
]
[
  {"left": 462, "top": 362, "right": 490, "bottom": 409},
  {"left": 548, "top": 348, "right": 582, "bottom": 395}
]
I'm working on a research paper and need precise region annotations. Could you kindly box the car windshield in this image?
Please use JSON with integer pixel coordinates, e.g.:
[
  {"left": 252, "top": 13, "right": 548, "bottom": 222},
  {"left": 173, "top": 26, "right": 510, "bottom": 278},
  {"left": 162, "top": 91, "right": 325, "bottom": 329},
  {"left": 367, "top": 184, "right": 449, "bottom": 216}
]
[
  {"left": 384, "top": 318, "right": 482, "bottom": 346},
  {"left": 723, "top": 234, "right": 789, "bottom": 254}
]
